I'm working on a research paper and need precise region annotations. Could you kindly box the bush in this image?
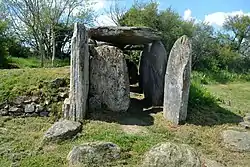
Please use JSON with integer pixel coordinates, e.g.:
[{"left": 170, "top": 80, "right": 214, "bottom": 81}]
[
  {"left": 0, "top": 20, "right": 8, "bottom": 68},
  {"left": 8, "top": 39, "right": 32, "bottom": 58},
  {"left": 188, "top": 81, "right": 217, "bottom": 108}
]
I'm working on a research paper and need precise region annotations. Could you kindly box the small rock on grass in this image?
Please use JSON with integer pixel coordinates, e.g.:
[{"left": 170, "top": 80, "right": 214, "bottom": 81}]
[
  {"left": 239, "top": 122, "right": 250, "bottom": 129},
  {"left": 43, "top": 120, "right": 82, "bottom": 143},
  {"left": 141, "top": 142, "right": 201, "bottom": 167},
  {"left": 24, "top": 103, "right": 35, "bottom": 113},
  {"left": 67, "top": 142, "right": 121, "bottom": 167},
  {"left": 0, "top": 109, "right": 8, "bottom": 116},
  {"left": 221, "top": 129, "right": 250, "bottom": 152}
]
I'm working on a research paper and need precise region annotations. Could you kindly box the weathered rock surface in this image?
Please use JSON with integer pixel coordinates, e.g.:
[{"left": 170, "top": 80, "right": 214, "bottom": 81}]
[
  {"left": 243, "top": 113, "right": 250, "bottom": 122},
  {"left": 35, "top": 104, "right": 44, "bottom": 113},
  {"left": 88, "top": 95, "right": 102, "bottom": 111},
  {"left": 89, "top": 45, "right": 130, "bottom": 112},
  {"left": 202, "top": 158, "right": 224, "bottom": 167},
  {"left": 24, "top": 103, "right": 35, "bottom": 113},
  {"left": 62, "top": 98, "right": 70, "bottom": 118},
  {"left": 139, "top": 41, "right": 168, "bottom": 106},
  {"left": 239, "top": 122, "right": 250, "bottom": 129},
  {"left": 9, "top": 107, "right": 22, "bottom": 114},
  {"left": 40, "top": 111, "right": 49, "bottom": 117},
  {"left": 67, "top": 142, "right": 120, "bottom": 167},
  {"left": 88, "top": 26, "right": 161, "bottom": 46},
  {"left": 12, "top": 96, "right": 29, "bottom": 105},
  {"left": 68, "top": 23, "right": 89, "bottom": 121},
  {"left": 221, "top": 129, "right": 250, "bottom": 152},
  {"left": 239, "top": 113, "right": 250, "bottom": 129},
  {"left": 141, "top": 142, "right": 201, "bottom": 167},
  {"left": 0, "top": 109, "right": 8, "bottom": 116},
  {"left": 163, "top": 35, "right": 192, "bottom": 125},
  {"left": 43, "top": 120, "right": 81, "bottom": 142}
]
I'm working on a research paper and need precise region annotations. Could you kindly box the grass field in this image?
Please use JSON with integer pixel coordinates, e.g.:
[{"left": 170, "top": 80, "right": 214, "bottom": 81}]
[
  {"left": 6, "top": 57, "right": 70, "bottom": 69},
  {"left": 0, "top": 68, "right": 250, "bottom": 167}
]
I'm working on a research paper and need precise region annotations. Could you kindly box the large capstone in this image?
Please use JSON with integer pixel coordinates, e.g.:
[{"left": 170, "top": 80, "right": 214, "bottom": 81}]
[
  {"left": 163, "top": 35, "right": 192, "bottom": 125},
  {"left": 67, "top": 142, "right": 121, "bottom": 167},
  {"left": 88, "top": 26, "right": 161, "bottom": 47},
  {"left": 139, "top": 41, "right": 168, "bottom": 106},
  {"left": 141, "top": 142, "right": 201, "bottom": 167},
  {"left": 89, "top": 45, "right": 130, "bottom": 112}
]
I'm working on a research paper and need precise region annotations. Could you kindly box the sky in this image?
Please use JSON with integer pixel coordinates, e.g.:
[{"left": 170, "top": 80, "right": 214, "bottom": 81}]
[{"left": 91, "top": 0, "right": 250, "bottom": 27}]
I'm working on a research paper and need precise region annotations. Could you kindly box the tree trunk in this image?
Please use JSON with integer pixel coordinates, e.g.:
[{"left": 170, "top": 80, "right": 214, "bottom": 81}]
[
  {"left": 52, "top": 28, "right": 56, "bottom": 67},
  {"left": 67, "top": 23, "right": 89, "bottom": 122},
  {"left": 38, "top": 38, "right": 45, "bottom": 67},
  {"left": 237, "top": 35, "right": 244, "bottom": 53}
]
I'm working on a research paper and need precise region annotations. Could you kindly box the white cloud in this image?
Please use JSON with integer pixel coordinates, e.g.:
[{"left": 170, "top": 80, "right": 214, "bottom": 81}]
[
  {"left": 92, "top": 0, "right": 105, "bottom": 11},
  {"left": 183, "top": 9, "right": 192, "bottom": 21},
  {"left": 204, "top": 10, "right": 250, "bottom": 26},
  {"left": 95, "top": 14, "right": 116, "bottom": 26}
]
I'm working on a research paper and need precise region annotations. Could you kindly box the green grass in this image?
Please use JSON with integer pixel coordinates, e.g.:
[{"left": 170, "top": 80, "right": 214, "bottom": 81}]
[
  {"left": 0, "top": 68, "right": 250, "bottom": 166},
  {"left": 6, "top": 57, "right": 70, "bottom": 69},
  {"left": 0, "top": 67, "right": 69, "bottom": 103},
  {"left": 192, "top": 70, "right": 250, "bottom": 84},
  {"left": 206, "top": 82, "right": 250, "bottom": 116}
]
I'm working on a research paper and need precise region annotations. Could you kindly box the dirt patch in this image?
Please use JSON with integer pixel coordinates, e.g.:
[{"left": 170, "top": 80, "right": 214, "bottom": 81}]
[{"left": 121, "top": 124, "right": 148, "bottom": 135}]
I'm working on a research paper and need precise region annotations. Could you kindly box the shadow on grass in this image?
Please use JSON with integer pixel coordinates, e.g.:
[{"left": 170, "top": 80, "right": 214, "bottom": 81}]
[
  {"left": 186, "top": 83, "right": 242, "bottom": 126},
  {"left": 88, "top": 97, "right": 163, "bottom": 126},
  {"left": 88, "top": 83, "right": 242, "bottom": 127}
]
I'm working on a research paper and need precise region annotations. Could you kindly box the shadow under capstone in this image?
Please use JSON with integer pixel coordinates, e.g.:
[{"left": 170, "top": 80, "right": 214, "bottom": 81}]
[{"left": 87, "top": 97, "right": 163, "bottom": 126}]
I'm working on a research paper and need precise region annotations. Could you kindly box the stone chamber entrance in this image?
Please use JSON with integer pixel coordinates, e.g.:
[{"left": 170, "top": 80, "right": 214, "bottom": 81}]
[
  {"left": 87, "top": 26, "right": 168, "bottom": 127},
  {"left": 66, "top": 23, "right": 192, "bottom": 126}
]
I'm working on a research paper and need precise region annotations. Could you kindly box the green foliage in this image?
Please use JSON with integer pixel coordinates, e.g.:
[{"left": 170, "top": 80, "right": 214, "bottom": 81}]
[
  {"left": 119, "top": 1, "right": 194, "bottom": 53},
  {"left": 0, "top": 20, "right": 9, "bottom": 68},
  {"left": 0, "top": 68, "right": 69, "bottom": 104},
  {"left": 192, "top": 22, "right": 250, "bottom": 73},
  {"left": 192, "top": 70, "right": 250, "bottom": 84},
  {"left": 7, "top": 39, "right": 33, "bottom": 58},
  {"left": 50, "top": 102, "right": 63, "bottom": 120},
  {"left": 223, "top": 15, "right": 250, "bottom": 52},
  {"left": 125, "top": 51, "right": 141, "bottom": 65},
  {"left": 0, "top": 20, "right": 34, "bottom": 68},
  {"left": 119, "top": 2, "right": 250, "bottom": 74},
  {"left": 189, "top": 71, "right": 218, "bottom": 110}
]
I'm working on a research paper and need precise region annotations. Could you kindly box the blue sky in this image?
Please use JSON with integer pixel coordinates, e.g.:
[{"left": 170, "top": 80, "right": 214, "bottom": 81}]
[{"left": 93, "top": 0, "right": 250, "bottom": 26}]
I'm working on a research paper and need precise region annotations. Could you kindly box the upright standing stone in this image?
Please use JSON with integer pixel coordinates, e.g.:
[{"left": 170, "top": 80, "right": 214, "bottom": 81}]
[
  {"left": 139, "top": 41, "right": 168, "bottom": 106},
  {"left": 68, "top": 23, "right": 89, "bottom": 122},
  {"left": 163, "top": 35, "right": 192, "bottom": 125},
  {"left": 89, "top": 45, "right": 130, "bottom": 112}
]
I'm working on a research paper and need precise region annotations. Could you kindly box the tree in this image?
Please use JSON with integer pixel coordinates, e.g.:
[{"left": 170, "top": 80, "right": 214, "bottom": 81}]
[
  {"left": 3, "top": 0, "right": 95, "bottom": 67},
  {"left": 105, "top": 0, "right": 127, "bottom": 26},
  {"left": 191, "top": 23, "right": 219, "bottom": 70},
  {"left": 223, "top": 15, "right": 250, "bottom": 54},
  {"left": 118, "top": 1, "right": 194, "bottom": 53},
  {"left": 0, "top": 20, "right": 8, "bottom": 68}
]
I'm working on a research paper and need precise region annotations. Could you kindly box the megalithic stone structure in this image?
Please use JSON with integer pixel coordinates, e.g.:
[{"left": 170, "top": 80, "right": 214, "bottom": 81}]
[
  {"left": 139, "top": 41, "right": 168, "bottom": 106},
  {"left": 163, "top": 35, "right": 192, "bottom": 125},
  {"left": 67, "top": 23, "right": 89, "bottom": 122}
]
